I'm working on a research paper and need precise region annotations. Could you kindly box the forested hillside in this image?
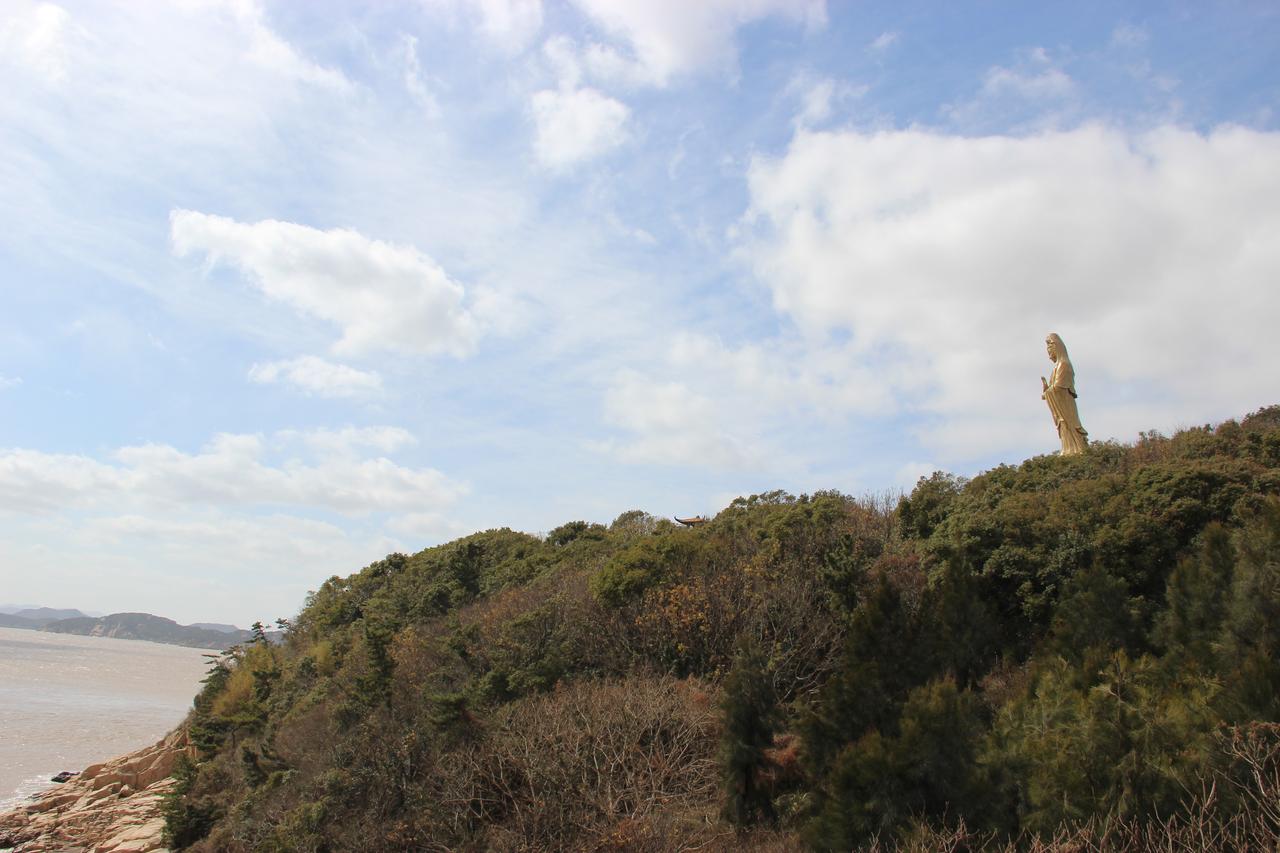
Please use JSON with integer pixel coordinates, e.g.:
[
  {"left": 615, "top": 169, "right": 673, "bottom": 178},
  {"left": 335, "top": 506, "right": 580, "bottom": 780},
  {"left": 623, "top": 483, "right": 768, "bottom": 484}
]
[{"left": 165, "top": 407, "right": 1280, "bottom": 851}]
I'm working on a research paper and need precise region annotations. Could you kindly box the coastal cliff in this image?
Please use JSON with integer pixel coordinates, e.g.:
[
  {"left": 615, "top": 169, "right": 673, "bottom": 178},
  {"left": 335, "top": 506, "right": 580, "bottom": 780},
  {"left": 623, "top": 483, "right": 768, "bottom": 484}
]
[{"left": 0, "top": 729, "right": 189, "bottom": 853}]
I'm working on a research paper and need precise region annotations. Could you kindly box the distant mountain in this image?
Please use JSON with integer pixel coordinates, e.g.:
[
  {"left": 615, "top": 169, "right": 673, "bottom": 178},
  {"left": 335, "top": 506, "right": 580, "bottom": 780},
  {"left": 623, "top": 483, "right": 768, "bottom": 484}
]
[
  {"left": 0, "top": 612, "right": 41, "bottom": 630},
  {"left": 42, "top": 613, "right": 252, "bottom": 649},
  {"left": 189, "top": 622, "right": 244, "bottom": 634},
  {"left": 15, "top": 607, "right": 89, "bottom": 624},
  {"left": 0, "top": 607, "right": 91, "bottom": 629}
]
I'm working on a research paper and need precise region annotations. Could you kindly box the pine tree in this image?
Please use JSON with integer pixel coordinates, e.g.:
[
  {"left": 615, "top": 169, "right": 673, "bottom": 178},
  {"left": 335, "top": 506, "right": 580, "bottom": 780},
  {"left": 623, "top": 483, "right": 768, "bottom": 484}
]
[
  {"left": 719, "top": 640, "right": 779, "bottom": 827},
  {"left": 1047, "top": 562, "right": 1138, "bottom": 663},
  {"left": 1155, "top": 523, "right": 1233, "bottom": 664},
  {"left": 921, "top": 559, "right": 998, "bottom": 686},
  {"left": 804, "top": 574, "right": 921, "bottom": 777},
  {"left": 806, "top": 677, "right": 983, "bottom": 849},
  {"left": 1221, "top": 499, "right": 1280, "bottom": 717}
]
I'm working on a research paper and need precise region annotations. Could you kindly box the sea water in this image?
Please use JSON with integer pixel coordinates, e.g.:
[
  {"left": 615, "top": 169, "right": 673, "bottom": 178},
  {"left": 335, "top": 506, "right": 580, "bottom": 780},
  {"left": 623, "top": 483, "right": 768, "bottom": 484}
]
[{"left": 0, "top": 626, "right": 220, "bottom": 809}]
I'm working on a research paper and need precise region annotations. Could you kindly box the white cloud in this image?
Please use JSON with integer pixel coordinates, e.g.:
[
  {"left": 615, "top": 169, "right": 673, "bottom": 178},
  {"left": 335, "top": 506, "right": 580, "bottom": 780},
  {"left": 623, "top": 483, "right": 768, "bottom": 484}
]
[
  {"left": 474, "top": 0, "right": 543, "bottom": 51},
  {"left": 0, "top": 424, "right": 458, "bottom": 624},
  {"left": 1111, "top": 24, "right": 1148, "bottom": 48},
  {"left": 593, "top": 330, "right": 904, "bottom": 475},
  {"left": 665, "top": 332, "right": 902, "bottom": 418},
  {"left": 424, "top": 0, "right": 543, "bottom": 51},
  {"left": 605, "top": 372, "right": 715, "bottom": 432},
  {"left": 225, "top": 0, "right": 352, "bottom": 93},
  {"left": 542, "top": 34, "right": 583, "bottom": 87},
  {"left": 171, "top": 211, "right": 480, "bottom": 357},
  {"left": 1, "top": 509, "right": 400, "bottom": 625},
  {"left": 895, "top": 461, "right": 942, "bottom": 490},
  {"left": 568, "top": 0, "right": 826, "bottom": 86},
  {"left": 795, "top": 77, "right": 835, "bottom": 126},
  {"left": 944, "top": 49, "right": 1077, "bottom": 129},
  {"left": 399, "top": 34, "right": 440, "bottom": 116},
  {"left": 386, "top": 510, "right": 471, "bottom": 541},
  {"left": 0, "top": 375, "right": 20, "bottom": 390},
  {"left": 742, "top": 124, "right": 1280, "bottom": 461},
  {"left": 868, "top": 31, "right": 898, "bottom": 54},
  {"left": 84, "top": 512, "right": 350, "bottom": 562},
  {"left": 530, "top": 85, "right": 629, "bottom": 168},
  {"left": 598, "top": 371, "right": 764, "bottom": 469},
  {"left": 278, "top": 426, "right": 417, "bottom": 456},
  {"left": 981, "top": 64, "right": 1075, "bottom": 100},
  {"left": 532, "top": 35, "right": 634, "bottom": 168},
  {"left": 248, "top": 355, "right": 383, "bottom": 397},
  {"left": 581, "top": 41, "right": 642, "bottom": 85},
  {"left": 0, "top": 431, "right": 464, "bottom": 516},
  {"left": 788, "top": 73, "right": 867, "bottom": 129},
  {"left": 0, "top": 2, "right": 81, "bottom": 84}
]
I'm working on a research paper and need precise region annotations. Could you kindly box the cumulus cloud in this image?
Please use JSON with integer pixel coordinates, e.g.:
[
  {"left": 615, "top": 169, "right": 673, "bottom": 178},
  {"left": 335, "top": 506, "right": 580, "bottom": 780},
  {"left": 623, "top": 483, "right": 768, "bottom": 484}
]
[
  {"left": 530, "top": 85, "right": 629, "bottom": 168},
  {"left": 248, "top": 355, "right": 383, "bottom": 397},
  {"left": 568, "top": 0, "right": 826, "bottom": 86},
  {"left": 741, "top": 124, "right": 1280, "bottom": 461},
  {"left": 171, "top": 211, "right": 480, "bottom": 357},
  {"left": 0, "top": 430, "right": 464, "bottom": 516}
]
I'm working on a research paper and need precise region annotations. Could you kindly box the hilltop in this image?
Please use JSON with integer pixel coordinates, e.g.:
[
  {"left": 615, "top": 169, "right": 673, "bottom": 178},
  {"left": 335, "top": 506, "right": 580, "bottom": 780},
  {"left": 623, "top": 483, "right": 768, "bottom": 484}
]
[
  {"left": 0, "top": 606, "right": 251, "bottom": 650},
  {"left": 0, "top": 607, "right": 91, "bottom": 630},
  {"left": 157, "top": 406, "right": 1280, "bottom": 851},
  {"left": 42, "top": 613, "right": 251, "bottom": 650}
]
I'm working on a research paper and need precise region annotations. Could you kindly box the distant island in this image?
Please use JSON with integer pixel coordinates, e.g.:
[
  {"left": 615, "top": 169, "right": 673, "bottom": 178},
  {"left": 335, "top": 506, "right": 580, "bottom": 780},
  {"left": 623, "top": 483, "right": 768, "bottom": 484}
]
[
  {"left": 0, "top": 606, "right": 251, "bottom": 649},
  {"left": 0, "top": 606, "right": 91, "bottom": 630}
]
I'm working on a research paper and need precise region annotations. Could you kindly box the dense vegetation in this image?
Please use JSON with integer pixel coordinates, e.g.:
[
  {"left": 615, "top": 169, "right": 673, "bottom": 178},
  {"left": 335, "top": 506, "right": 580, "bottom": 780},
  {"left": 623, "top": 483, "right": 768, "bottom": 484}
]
[{"left": 166, "top": 407, "right": 1280, "bottom": 851}]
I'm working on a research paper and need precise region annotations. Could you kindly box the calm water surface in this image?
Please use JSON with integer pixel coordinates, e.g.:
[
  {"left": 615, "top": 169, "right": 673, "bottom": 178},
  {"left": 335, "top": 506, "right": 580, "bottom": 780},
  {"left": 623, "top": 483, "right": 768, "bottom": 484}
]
[{"left": 0, "top": 626, "right": 220, "bottom": 809}]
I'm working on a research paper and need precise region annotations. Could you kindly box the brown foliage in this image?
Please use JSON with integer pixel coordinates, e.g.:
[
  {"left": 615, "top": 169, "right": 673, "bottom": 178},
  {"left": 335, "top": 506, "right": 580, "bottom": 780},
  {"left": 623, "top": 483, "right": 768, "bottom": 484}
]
[
  {"left": 439, "top": 675, "right": 720, "bottom": 851},
  {"left": 758, "top": 732, "right": 803, "bottom": 797}
]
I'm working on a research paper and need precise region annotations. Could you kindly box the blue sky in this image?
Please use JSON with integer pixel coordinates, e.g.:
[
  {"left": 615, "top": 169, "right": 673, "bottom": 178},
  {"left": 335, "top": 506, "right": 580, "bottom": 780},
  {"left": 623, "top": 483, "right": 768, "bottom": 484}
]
[{"left": 1, "top": 0, "right": 1278, "bottom": 626}]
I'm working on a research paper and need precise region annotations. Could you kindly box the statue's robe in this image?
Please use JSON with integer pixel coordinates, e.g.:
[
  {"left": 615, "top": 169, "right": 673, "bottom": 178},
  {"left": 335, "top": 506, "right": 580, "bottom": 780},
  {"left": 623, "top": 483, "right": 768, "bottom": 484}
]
[{"left": 1044, "top": 358, "right": 1088, "bottom": 455}]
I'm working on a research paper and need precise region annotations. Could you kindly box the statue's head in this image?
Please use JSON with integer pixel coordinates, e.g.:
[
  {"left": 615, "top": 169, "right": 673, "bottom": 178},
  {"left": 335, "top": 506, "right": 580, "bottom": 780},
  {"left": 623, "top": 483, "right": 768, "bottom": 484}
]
[{"left": 1046, "top": 332, "right": 1067, "bottom": 362}]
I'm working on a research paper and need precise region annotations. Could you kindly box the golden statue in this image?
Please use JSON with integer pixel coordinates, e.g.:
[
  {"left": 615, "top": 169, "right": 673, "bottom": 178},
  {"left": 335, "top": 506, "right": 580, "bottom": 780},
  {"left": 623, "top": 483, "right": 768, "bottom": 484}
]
[{"left": 1041, "top": 332, "right": 1088, "bottom": 455}]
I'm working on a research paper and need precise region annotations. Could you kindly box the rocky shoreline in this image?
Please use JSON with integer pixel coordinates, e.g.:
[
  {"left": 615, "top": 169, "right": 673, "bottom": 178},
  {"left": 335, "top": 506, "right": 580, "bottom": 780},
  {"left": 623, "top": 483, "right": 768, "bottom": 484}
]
[{"left": 0, "top": 729, "right": 188, "bottom": 853}]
